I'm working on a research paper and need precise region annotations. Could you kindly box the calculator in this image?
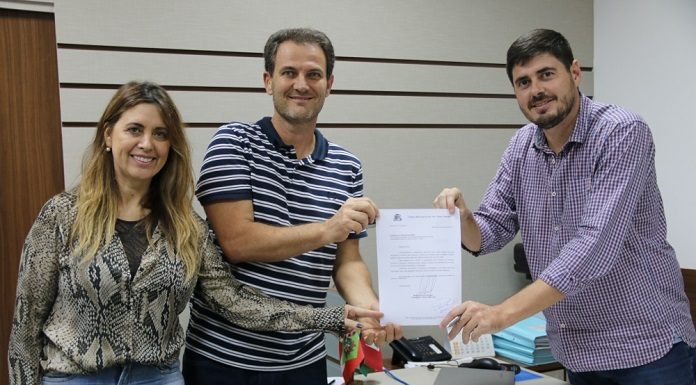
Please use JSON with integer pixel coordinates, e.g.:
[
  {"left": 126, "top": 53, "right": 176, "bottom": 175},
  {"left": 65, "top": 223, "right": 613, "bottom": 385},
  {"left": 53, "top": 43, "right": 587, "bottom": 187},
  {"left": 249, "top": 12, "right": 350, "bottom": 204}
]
[{"left": 448, "top": 333, "right": 496, "bottom": 358}]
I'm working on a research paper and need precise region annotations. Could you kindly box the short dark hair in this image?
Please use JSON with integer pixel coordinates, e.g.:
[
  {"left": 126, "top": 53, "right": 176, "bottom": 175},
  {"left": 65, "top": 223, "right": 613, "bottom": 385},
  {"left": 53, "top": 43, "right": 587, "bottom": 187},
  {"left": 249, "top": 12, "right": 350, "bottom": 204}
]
[
  {"left": 506, "top": 29, "right": 574, "bottom": 83},
  {"left": 263, "top": 28, "right": 336, "bottom": 77}
]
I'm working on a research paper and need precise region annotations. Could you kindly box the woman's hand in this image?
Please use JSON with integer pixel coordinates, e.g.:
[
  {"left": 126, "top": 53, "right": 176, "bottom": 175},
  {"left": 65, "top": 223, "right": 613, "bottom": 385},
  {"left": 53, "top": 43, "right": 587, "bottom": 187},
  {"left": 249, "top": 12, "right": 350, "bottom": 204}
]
[{"left": 344, "top": 304, "right": 383, "bottom": 332}]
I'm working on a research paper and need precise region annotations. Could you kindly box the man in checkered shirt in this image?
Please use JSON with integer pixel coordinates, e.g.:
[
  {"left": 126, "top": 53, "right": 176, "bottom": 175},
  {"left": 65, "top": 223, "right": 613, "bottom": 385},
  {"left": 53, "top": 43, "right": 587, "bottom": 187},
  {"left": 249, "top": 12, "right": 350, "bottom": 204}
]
[{"left": 435, "top": 29, "right": 696, "bottom": 384}]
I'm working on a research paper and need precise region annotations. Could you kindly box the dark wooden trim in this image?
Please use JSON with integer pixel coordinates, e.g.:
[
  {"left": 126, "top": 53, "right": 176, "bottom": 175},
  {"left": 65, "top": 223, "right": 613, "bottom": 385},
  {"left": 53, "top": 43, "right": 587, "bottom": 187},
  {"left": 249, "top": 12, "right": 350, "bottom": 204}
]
[
  {"left": 682, "top": 269, "right": 696, "bottom": 328},
  {"left": 57, "top": 43, "right": 593, "bottom": 71},
  {"left": 332, "top": 91, "right": 514, "bottom": 98},
  {"left": 58, "top": 43, "right": 263, "bottom": 58},
  {"left": 60, "top": 82, "right": 516, "bottom": 99},
  {"left": 317, "top": 123, "right": 523, "bottom": 129},
  {"left": 62, "top": 122, "right": 524, "bottom": 130},
  {"left": 60, "top": 83, "right": 264, "bottom": 92}
]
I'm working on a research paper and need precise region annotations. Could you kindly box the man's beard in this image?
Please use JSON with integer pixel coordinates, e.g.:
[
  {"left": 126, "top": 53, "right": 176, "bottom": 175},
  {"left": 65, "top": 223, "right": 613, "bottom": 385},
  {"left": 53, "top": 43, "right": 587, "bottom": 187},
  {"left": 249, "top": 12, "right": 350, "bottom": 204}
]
[
  {"left": 273, "top": 94, "right": 323, "bottom": 125},
  {"left": 527, "top": 91, "right": 576, "bottom": 130}
]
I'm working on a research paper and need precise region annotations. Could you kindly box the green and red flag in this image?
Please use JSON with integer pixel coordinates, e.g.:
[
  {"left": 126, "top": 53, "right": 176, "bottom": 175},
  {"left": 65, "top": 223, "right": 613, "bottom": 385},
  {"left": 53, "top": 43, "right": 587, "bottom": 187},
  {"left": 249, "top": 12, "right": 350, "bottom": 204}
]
[{"left": 339, "top": 332, "right": 383, "bottom": 384}]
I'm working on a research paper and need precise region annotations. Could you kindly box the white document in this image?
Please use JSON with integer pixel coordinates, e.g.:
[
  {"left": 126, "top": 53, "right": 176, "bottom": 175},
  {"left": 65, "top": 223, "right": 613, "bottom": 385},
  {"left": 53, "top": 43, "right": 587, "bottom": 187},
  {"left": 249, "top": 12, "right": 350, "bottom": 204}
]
[{"left": 377, "top": 209, "right": 461, "bottom": 325}]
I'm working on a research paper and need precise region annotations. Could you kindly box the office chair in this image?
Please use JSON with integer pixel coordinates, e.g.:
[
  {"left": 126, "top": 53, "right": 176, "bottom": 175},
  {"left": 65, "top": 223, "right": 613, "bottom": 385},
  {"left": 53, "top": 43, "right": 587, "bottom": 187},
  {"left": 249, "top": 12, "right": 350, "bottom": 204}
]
[{"left": 513, "top": 243, "right": 532, "bottom": 280}]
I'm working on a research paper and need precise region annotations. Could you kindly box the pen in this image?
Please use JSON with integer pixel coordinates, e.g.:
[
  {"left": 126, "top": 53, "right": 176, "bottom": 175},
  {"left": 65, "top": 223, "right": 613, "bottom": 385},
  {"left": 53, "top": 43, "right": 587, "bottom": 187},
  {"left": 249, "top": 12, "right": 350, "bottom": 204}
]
[
  {"left": 327, "top": 379, "right": 336, "bottom": 385},
  {"left": 446, "top": 315, "right": 461, "bottom": 329}
]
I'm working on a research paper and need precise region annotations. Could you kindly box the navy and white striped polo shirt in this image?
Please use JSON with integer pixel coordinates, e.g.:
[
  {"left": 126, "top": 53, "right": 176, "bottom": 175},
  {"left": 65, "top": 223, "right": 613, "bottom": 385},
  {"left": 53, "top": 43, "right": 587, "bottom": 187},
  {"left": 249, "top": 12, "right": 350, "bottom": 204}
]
[{"left": 187, "top": 117, "right": 366, "bottom": 370}]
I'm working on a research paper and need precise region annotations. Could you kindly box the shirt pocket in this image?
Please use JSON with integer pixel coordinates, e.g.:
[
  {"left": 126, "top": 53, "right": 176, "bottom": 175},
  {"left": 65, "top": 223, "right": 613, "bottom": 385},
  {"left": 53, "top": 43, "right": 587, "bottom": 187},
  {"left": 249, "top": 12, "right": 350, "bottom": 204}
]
[{"left": 564, "top": 177, "right": 592, "bottom": 215}]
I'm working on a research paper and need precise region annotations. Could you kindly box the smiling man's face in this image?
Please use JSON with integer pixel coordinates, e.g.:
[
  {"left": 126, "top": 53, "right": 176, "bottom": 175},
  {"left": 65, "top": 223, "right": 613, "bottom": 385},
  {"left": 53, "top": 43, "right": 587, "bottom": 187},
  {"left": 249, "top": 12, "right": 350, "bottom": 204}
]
[
  {"left": 511, "top": 53, "right": 581, "bottom": 130},
  {"left": 264, "top": 41, "right": 334, "bottom": 126}
]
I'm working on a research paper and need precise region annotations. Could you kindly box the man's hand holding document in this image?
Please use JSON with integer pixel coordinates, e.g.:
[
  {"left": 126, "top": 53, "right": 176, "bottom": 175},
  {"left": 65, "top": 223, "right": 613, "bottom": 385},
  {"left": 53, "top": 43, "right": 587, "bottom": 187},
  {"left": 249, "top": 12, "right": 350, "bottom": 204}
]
[{"left": 377, "top": 209, "right": 461, "bottom": 326}]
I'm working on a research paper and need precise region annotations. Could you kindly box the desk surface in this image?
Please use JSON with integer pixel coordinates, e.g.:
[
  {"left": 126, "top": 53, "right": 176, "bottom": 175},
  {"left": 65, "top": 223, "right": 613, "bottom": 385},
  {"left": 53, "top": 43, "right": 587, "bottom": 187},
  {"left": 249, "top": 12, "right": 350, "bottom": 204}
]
[{"left": 352, "top": 366, "right": 568, "bottom": 384}]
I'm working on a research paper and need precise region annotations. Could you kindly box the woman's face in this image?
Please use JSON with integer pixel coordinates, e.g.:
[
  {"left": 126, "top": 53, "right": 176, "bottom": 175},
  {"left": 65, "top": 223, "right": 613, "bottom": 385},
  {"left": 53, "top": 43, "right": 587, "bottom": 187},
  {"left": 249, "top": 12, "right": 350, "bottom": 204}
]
[{"left": 104, "top": 103, "right": 171, "bottom": 190}]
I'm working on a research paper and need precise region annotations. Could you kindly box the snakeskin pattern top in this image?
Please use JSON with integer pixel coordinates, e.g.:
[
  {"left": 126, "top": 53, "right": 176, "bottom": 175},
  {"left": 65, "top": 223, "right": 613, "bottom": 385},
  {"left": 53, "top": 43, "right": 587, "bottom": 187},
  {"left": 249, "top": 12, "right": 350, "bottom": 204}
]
[{"left": 8, "top": 191, "right": 344, "bottom": 385}]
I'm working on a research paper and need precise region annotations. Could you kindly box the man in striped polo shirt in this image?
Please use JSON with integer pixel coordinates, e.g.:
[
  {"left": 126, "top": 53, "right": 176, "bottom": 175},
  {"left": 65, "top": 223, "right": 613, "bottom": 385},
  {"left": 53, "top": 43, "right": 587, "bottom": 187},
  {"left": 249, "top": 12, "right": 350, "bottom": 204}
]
[{"left": 182, "top": 28, "right": 401, "bottom": 385}]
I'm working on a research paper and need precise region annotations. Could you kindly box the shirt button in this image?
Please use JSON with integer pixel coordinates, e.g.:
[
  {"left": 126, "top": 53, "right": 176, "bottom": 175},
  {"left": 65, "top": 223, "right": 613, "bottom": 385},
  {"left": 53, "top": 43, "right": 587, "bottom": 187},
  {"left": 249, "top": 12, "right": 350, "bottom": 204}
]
[
  {"left": 551, "top": 158, "right": 556, "bottom": 164},
  {"left": 551, "top": 191, "right": 557, "bottom": 197},
  {"left": 560, "top": 323, "right": 566, "bottom": 328},
  {"left": 554, "top": 226, "right": 560, "bottom": 231}
]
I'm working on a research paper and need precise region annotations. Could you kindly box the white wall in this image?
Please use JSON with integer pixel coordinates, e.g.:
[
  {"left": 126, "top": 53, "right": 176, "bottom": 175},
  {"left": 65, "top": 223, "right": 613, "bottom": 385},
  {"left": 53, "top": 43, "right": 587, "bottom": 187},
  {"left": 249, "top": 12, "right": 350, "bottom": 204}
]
[
  {"left": 594, "top": 0, "right": 696, "bottom": 267},
  {"left": 52, "top": 0, "right": 594, "bottom": 360}
]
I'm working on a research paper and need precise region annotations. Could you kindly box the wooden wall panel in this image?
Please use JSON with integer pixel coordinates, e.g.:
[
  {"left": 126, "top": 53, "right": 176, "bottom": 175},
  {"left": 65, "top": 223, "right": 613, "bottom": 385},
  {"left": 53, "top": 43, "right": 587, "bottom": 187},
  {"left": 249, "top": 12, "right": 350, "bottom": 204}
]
[
  {"left": 57, "top": 49, "right": 266, "bottom": 88},
  {"left": 52, "top": 0, "right": 594, "bottom": 367},
  {"left": 59, "top": 89, "right": 526, "bottom": 126},
  {"left": 0, "top": 9, "right": 63, "bottom": 385},
  {"left": 53, "top": 1, "right": 594, "bottom": 141},
  {"left": 57, "top": 48, "right": 594, "bottom": 97},
  {"left": 57, "top": 49, "right": 511, "bottom": 92},
  {"left": 54, "top": 0, "right": 593, "bottom": 65}
]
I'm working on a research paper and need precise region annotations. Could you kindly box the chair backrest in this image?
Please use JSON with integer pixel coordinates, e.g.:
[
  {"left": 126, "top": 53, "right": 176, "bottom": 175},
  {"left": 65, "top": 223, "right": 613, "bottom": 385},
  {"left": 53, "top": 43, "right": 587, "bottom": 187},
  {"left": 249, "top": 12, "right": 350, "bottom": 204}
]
[
  {"left": 513, "top": 243, "right": 531, "bottom": 280},
  {"left": 681, "top": 269, "right": 696, "bottom": 328}
]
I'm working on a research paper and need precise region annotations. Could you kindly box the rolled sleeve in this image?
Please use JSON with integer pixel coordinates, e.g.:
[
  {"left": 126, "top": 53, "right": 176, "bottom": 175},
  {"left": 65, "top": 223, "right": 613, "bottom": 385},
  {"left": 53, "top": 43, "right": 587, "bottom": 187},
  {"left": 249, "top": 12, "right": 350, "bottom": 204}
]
[{"left": 470, "top": 138, "right": 521, "bottom": 256}]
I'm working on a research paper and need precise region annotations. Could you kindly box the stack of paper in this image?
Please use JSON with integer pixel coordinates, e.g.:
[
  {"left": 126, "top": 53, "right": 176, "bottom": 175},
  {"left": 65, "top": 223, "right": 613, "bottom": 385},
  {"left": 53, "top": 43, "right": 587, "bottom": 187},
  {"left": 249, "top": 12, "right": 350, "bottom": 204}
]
[{"left": 493, "top": 313, "right": 556, "bottom": 365}]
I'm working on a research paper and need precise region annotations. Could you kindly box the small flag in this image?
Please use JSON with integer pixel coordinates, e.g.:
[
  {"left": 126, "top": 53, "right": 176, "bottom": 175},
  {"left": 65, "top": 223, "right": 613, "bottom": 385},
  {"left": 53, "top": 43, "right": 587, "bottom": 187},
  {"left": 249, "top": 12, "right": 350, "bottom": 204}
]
[{"left": 339, "top": 332, "right": 383, "bottom": 384}]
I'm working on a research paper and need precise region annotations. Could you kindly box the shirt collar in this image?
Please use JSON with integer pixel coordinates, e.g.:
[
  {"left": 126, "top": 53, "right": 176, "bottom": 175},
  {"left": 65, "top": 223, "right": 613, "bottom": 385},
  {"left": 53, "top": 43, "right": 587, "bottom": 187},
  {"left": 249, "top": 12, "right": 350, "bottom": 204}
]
[
  {"left": 532, "top": 92, "right": 591, "bottom": 150},
  {"left": 256, "top": 116, "right": 328, "bottom": 160}
]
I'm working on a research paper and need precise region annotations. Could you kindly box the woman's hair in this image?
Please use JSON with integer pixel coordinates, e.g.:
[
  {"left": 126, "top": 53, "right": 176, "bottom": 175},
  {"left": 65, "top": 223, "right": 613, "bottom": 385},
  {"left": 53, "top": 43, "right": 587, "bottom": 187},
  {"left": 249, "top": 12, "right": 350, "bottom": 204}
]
[{"left": 71, "top": 81, "right": 201, "bottom": 281}]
